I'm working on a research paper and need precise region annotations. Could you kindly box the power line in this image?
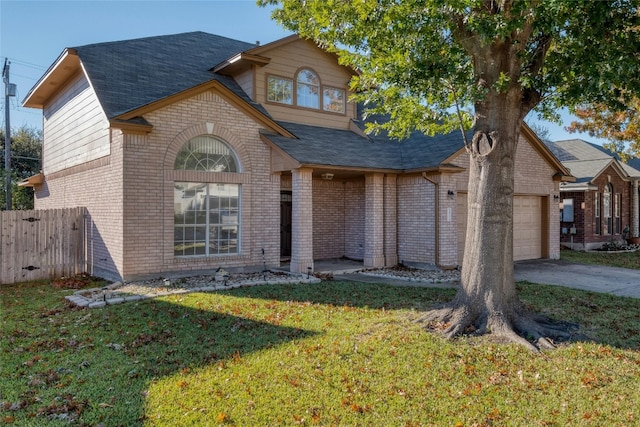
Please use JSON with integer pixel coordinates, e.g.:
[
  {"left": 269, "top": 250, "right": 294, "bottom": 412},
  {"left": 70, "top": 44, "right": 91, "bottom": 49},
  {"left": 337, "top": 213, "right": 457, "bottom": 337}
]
[{"left": 6, "top": 58, "right": 47, "bottom": 71}]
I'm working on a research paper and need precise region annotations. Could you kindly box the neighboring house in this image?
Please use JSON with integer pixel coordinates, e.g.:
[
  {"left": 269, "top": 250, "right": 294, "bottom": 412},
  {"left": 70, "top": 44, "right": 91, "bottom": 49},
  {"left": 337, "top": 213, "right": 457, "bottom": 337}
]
[
  {"left": 21, "top": 32, "right": 572, "bottom": 281},
  {"left": 545, "top": 139, "right": 640, "bottom": 250}
]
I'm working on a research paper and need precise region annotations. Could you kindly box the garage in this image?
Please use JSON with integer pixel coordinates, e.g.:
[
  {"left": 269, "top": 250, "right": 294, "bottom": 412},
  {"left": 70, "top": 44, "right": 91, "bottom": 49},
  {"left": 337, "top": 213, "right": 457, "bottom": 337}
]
[{"left": 457, "top": 194, "right": 544, "bottom": 263}]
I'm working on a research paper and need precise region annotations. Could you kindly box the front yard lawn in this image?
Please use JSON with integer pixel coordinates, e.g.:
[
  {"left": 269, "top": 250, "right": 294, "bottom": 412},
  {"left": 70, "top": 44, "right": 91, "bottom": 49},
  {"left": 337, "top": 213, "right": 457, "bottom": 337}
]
[
  {"left": 561, "top": 247, "right": 640, "bottom": 270},
  {"left": 2, "top": 278, "right": 639, "bottom": 426}
]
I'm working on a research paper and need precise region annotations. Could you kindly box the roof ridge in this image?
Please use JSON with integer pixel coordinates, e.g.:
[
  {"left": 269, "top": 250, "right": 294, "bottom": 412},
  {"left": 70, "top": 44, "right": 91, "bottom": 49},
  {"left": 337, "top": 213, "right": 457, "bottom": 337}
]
[{"left": 72, "top": 31, "right": 251, "bottom": 50}]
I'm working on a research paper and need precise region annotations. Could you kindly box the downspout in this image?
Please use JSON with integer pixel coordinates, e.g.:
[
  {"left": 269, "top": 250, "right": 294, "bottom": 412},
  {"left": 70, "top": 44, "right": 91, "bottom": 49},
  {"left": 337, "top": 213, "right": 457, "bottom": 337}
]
[{"left": 422, "top": 173, "right": 439, "bottom": 266}]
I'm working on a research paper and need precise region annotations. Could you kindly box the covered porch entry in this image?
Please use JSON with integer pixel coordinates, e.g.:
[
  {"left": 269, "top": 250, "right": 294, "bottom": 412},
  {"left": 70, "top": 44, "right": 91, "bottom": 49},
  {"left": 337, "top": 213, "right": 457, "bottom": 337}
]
[{"left": 280, "top": 167, "right": 399, "bottom": 274}]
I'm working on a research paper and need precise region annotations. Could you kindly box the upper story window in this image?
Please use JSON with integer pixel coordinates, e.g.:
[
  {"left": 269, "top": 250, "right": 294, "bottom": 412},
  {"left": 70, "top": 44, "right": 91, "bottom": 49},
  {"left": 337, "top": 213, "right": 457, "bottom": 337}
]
[
  {"left": 323, "top": 86, "right": 346, "bottom": 113},
  {"left": 174, "top": 136, "right": 239, "bottom": 172},
  {"left": 267, "top": 75, "right": 293, "bottom": 105},
  {"left": 296, "top": 69, "right": 320, "bottom": 109},
  {"left": 267, "top": 68, "right": 346, "bottom": 114}
]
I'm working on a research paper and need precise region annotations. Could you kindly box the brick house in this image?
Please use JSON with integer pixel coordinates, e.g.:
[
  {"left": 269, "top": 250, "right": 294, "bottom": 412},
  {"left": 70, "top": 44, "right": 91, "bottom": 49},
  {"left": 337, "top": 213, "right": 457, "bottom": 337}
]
[
  {"left": 21, "top": 32, "right": 572, "bottom": 281},
  {"left": 545, "top": 139, "right": 640, "bottom": 250}
]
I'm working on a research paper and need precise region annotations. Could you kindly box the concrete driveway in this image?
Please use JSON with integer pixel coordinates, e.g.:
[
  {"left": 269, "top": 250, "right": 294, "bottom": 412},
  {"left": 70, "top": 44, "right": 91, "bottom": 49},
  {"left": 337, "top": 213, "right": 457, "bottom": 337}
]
[{"left": 514, "top": 259, "right": 640, "bottom": 299}]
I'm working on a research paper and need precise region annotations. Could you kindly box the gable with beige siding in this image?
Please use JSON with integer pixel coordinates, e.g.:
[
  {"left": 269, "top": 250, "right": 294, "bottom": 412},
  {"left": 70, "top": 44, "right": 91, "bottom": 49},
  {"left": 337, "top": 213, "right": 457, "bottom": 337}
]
[
  {"left": 43, "top": 72, "right": 110, "bottom": 174},
  {"left": 252, "top": 38, "right": 356, "bottom": 129}
]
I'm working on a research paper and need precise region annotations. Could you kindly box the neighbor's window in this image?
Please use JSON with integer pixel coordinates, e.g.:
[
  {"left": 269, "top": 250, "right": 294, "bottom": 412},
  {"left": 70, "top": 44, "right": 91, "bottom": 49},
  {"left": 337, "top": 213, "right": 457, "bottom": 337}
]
[
  {"left": 561, "top": 198, "right": 574, "bottom": 222},
  {"left": 296, "top": 69, "right": 320, "bottom": 109},
  {"left": 614, "top": 193, "right": 621, "bottom": 234},
  {"left": 173, "top": 136, "right": 240, "bottom": 257},
  {"left": 603, "top": 184, "right": 612, "bottom": 235},
  {"left": 323, "top": 86, "right": 346, "bottom": 113},
  {"left": 267, "top": 75, "right": 293, "bottom": 105},
  {"left": 595, "top": 192, "right": 601, "bottom": 235}
]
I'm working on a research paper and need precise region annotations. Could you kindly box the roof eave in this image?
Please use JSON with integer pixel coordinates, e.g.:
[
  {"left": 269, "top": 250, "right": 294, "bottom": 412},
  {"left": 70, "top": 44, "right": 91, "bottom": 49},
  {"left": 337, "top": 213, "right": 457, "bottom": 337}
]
[
  {"left": 17, "top": 172, "right": 44, "bottom": 188},
  {"left": 560, "top": 182, "right": 598, "bottom": 192},
  {"left": 23, "top": 48, "right": 80, "bottom": 108},
  {"left": 116, "top": 80, "right": 294, "bottom": 138},
  {"left": 212, "top": 52, "right": 271, "bottom": 75},
  {"left": 109, "top": 118, "right": 153, "bottom": 134}
]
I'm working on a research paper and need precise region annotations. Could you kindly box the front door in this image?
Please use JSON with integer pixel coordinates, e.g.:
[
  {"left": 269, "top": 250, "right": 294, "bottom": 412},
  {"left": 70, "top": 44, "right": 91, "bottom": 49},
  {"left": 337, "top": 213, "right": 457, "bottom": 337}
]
[{"left": 280, "top": 192, "right": 292, "bottom": 257}]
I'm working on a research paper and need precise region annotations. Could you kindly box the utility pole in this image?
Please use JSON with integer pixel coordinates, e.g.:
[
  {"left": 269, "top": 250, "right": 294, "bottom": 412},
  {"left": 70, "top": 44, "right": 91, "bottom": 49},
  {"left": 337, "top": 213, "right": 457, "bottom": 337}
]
[{"left": 3, "top": 58, "right": 16, "bottom": 210}]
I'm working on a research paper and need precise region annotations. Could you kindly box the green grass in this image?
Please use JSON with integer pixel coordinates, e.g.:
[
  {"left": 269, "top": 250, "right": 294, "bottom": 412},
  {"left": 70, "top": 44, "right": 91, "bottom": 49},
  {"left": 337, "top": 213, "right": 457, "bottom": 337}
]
[
  {"left": 560, "top": 247, "right": 640, "bottom": 270},
  {"left": 2, "top": 278, "right": 640, "bottom": 426}
]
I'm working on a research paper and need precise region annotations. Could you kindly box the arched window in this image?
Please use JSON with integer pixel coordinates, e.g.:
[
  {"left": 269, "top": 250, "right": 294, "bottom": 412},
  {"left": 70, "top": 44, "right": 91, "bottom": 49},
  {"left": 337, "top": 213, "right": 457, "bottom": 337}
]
[
  {"left": 603, "top": 184, "right": 612, "bottom": 235},
  {"left": 296, "top": 68, "right": 320, "bottom": 109},
  {"left": 173, "top": 136, "right": 240, "bottom": 257},
  {"left": 174, "top": 136, "right": 238, "bottom": 172}
]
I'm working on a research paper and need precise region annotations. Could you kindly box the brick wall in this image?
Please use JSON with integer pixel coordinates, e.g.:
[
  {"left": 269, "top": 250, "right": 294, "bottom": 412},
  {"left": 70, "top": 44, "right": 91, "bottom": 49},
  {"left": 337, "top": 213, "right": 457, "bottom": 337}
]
[
  {"left": 397, "top": 175, "right": 436, "bottom": 264},
  {"left": 344, "top": 180, "right": 365, "bottom": 260},
  {"left": 450, "top": 134, "right": 561, "bottom": 260},
  {"left": 37, "top": 89, "right": 283, "bottom": 281},
  {"left": 34, "top": 137, "right": 125, "bottom": 281},
  {"left": 312, "top": 179, "right": 346, "bottom": 259},
  {"left": 570, "top": 165, "right": 633, "bottom": 250}
]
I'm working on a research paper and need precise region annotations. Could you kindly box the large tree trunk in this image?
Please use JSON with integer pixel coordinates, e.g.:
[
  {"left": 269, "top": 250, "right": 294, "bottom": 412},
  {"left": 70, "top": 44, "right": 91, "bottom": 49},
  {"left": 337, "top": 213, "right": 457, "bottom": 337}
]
[{"left": 420, "top": 43, "right": 570, "bottom": 351}]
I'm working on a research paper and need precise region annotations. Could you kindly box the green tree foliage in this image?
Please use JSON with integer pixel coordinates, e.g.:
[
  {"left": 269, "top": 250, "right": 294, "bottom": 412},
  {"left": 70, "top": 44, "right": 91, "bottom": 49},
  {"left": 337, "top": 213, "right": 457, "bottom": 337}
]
[
  {"left": 1, "top": 126, "right": 42, "bottom": 210},
  {"left": 259, "top": 0, "right": 640, "bottom": 349}
]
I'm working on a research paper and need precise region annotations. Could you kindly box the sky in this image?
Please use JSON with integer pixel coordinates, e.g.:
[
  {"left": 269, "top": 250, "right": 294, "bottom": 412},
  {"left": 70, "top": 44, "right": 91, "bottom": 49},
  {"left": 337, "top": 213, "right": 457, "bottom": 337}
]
[{"left": 0, "top": 0, "right": 605, "bottom": 144}]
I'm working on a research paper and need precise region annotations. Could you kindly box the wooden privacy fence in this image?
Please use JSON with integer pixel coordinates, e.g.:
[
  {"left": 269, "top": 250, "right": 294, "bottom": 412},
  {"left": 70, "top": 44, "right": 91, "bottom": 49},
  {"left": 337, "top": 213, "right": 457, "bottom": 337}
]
[{"left": 0, "top": 208, "right": 86, "bottom": 285}]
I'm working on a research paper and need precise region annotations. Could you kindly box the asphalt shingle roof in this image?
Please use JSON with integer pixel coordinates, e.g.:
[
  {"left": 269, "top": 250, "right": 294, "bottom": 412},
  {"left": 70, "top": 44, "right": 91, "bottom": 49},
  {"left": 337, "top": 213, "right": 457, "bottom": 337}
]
[
  {"left": 73, "top": 31, "right": 260, "bottom": 118},
  {"left": 546, "top": 139, "right": 640, "bottom": 179},
  {"left": 264, "top": 120, "right": 468, "bottom": 171}
]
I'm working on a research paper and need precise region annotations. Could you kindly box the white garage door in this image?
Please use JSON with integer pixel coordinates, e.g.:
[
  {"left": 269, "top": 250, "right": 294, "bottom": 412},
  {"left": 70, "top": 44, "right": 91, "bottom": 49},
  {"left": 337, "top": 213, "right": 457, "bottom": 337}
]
[{"left": 457, "top": 194, "right": 543, "bottom": 263}]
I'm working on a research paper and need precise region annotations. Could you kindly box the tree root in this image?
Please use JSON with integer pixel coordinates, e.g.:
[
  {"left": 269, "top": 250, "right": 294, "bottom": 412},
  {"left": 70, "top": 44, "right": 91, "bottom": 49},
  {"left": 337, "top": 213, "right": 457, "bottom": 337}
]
[{"left": 417, "top": 302, "right": 578, "bottom": 352}]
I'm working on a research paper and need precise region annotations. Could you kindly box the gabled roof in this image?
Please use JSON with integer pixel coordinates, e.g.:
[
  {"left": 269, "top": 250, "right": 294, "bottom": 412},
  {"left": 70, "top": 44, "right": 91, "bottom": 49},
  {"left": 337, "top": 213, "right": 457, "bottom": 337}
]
[
  {"left": 24, "top": 32, "right": 265, "bottom": 119},
  {"left": 24, "top": 30, "right": 571, "bottom": 178},
  {"left": 546, "top": 139, "right": 640, "bottom": 183},
  {"left": 262, "top": 119, "right": 570, "bottom": 176}
]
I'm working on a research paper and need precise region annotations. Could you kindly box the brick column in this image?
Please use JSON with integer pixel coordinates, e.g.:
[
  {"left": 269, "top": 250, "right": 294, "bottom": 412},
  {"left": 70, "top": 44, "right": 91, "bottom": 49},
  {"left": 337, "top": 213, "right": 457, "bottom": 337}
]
[
  {"left": 425, "top": 173, "right": 458, "bottom": 268},
  {"left": 364, "top": 173, "right": 385, "bottom": 268},
  {"left": 384, "top": 174, "right": 398, "bottom": 266},
  {"left": 633, "top": 179, "right": 639, "bottom": 238},
  {"left": 290, "top": 168, "right": 314, "bottom": 274}
]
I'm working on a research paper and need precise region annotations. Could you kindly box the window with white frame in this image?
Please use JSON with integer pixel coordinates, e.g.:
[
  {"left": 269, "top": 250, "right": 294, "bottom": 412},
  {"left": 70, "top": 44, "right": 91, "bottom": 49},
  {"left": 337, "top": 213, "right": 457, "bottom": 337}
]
[
  {"left": 267, "top": 75, "right": 293, "bottom": 105},
  {"left": 174, "top": 136, "right": 240, "bottom": 257},
  {"left": 296, "top": 68, "right": 320, "bottom": 109},
  {"left": 603, "top": 184, "right": 612, "bottom": 235},
  {"left": 266, "top": 69, "right": 346, "bottom": 114},
  {"left": 323, "top": 86, "right": 346, "bottom": 113},
  {"left": 615, "top": 192, "right": 621, "bottom": 234},
  {"left": 595, "top": 192, "right": 601, "bottom": 235}
]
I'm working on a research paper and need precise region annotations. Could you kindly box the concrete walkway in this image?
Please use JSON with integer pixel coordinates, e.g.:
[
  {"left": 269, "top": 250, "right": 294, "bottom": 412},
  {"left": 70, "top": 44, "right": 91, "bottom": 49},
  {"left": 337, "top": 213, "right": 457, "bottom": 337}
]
[{"left": 514, "top": 259, "right": 640, "bottom": 299}]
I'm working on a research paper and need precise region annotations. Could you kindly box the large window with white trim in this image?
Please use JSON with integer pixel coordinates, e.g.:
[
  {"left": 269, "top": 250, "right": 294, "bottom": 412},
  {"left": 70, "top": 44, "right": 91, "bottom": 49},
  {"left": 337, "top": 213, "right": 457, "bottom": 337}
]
[
  {"left": 173, "top": 136, "right": 240, "bottom": 257},
  {"left": 266, "top": 69, "right": 346, "bottom": 114}
]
